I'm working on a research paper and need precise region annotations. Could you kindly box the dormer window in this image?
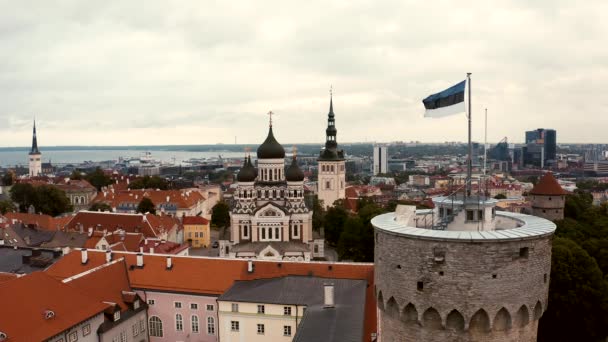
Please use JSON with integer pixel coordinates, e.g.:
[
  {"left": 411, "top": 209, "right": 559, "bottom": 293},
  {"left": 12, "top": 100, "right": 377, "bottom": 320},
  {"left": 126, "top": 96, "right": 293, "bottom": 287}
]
[
  {"left": 133, "top": 300, "right": 140, "bottom": 310},
  {"left": 113, "top": 311, "right": 121, "bottom": 321}
]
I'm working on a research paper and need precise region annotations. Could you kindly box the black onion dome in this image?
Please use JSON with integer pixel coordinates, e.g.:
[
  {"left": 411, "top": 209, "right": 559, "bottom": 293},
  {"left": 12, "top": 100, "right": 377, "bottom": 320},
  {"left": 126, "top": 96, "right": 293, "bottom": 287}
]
[
  {"left": 237, "top": 156, "right": 256, "bottom": 182},
  {"left": 257, "top": 127, "right": 285, "bottom": 159},
  {"left": 285, "top": 156, "right": 304, "bottom": 182}
]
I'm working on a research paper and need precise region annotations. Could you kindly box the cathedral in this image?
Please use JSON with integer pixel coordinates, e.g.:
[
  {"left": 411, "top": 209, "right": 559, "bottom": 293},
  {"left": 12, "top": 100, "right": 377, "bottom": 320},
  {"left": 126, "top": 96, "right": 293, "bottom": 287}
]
[
  {"left": 28, "top": 120, "right": 42, "bottom": 177},
  {"left": 219, "top": 112, "right": 323, "bottom": 261}
]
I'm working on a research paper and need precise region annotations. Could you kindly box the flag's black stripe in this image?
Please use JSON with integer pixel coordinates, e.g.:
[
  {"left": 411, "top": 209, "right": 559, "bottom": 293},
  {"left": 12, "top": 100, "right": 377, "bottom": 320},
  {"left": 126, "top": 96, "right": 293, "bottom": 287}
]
[{"left": 423, "top": 91, "right": 464, "bottom": 110}]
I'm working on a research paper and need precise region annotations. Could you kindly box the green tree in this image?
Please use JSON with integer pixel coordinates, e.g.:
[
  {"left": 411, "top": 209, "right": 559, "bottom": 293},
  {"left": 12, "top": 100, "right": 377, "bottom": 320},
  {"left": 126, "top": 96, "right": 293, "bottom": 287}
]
[
  {"left": 211, "top": 201, "right": 231, "bottom": 229},
  {"left": 337, "top": 217, "right": 366, "bottom": 261},
  {"left": 136, "top": 197, "right": 156, "bottom": 214},
  {"left": 494, "top": 193, "right": 507, "bottom": 199},
  {"left": 538, "top": 238, "right": 608, "bottom": 342},
  {"left": 85, "top": 167, "right": 112, "bottom": 191},
  {"left": 70, "top": 170, "right": 83, "bottom": 180},
  {"left": 9, "top": 183, "right": 37, "bottom": 212},
  {"left": 312, "top": 197, "right": 325, "bottom": 232},
  {"left": 324, "top": 201, "right": 349, "bottom": 247},
  {"left": 2, "top": 172, "right": 14, "bottom": 186},
  {"left": 564, "top": 191, "right": 593, "bottom": 220},
  {"left": 89, "top": 202, "right": 112, "bottom": 212},
  {"left": 129, "top": 175, "right": 170, "bottom": 190},
  {"left": 35, "top": 185, "right": 73, "bottom": 216},
  {"left": 0, "top": 200, "right": 16, "bottom": 214}
]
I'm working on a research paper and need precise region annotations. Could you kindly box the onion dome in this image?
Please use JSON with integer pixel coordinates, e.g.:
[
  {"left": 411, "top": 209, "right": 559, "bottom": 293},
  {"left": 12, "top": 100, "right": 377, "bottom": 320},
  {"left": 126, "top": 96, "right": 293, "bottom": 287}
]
[
  {"left": 257, "top": 126, "right": 285, "bottom": 159},
  {"left": 285, "top": 155, "right": 304, "bottom": 182},
  {"left": 237, "top": 156, "right": 256, "bottom": 182}
]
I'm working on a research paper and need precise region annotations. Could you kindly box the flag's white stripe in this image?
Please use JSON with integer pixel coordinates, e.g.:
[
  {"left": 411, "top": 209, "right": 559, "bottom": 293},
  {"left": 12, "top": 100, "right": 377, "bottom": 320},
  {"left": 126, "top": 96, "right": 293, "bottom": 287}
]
[{"left": 424, "top": 101, "right": 466, "bottom": 118}]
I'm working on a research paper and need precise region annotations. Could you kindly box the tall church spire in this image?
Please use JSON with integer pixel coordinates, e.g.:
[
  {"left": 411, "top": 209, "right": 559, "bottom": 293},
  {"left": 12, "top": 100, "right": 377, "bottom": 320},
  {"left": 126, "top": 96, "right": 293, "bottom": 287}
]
[
  {"left": 318, "top": 88, "right": 344, "bottom": 161},
  {"left": 30, "top": 120, "right": 40, "bottom": 155}
]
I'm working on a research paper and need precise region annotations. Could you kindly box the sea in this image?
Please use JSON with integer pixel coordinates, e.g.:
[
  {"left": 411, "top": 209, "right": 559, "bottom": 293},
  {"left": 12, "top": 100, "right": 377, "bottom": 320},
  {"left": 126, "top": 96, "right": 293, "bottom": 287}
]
[{"left": 0, "top": 148, "right": 246, "bottom": 167}]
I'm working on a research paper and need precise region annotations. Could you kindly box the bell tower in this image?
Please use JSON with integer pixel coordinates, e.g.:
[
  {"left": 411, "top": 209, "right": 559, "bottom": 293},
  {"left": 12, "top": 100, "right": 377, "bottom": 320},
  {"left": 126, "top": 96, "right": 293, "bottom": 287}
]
[
  {"left": 28, "top": 120, "right": 42, "bottom": 177},
  {"left": 318, "top": 89, "right": 346, "bottom": 208}
]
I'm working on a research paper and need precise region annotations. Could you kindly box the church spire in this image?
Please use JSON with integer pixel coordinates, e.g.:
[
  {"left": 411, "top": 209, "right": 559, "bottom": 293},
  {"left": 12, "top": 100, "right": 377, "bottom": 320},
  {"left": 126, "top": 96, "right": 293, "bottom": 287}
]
[
  {"left": 318, "top": 88, "right": 344, "bottom": 161},
  {"left": 30, "top": 119, "right": 40, "bottom": 155}
]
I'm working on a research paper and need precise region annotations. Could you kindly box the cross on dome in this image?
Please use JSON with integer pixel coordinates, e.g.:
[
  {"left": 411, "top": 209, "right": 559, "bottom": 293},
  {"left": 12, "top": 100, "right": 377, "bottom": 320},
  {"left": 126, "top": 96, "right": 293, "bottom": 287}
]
[{"left": 267, "top": 111, "right": 274, "bottom": 127}]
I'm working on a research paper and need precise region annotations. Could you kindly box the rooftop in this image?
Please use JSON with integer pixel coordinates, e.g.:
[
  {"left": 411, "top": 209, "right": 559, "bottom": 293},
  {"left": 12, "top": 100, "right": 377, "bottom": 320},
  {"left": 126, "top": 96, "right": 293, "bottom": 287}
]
[{"left": 0, "top": 246, "right": 62, "bottom": 274}]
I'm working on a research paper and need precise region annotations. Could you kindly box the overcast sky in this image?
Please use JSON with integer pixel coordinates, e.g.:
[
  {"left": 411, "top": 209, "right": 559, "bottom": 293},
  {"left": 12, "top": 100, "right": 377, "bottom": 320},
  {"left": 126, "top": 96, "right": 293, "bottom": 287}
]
[{"left": 1, "top": 0, "right": 607, "bottom": 147}]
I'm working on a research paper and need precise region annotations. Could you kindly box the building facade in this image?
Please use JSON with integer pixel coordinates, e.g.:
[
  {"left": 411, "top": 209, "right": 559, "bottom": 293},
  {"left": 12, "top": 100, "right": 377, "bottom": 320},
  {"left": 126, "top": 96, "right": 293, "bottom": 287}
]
[
  {"left": 318, "top": 95, "right": 346, "bottom": 208},
  {"left": 373, "top": 144, "right": 388, "bottom": 175},
  {"left": 524, "top": 128, "right": 556, "bottom": 168},
  {"left": 221, "top": 116, "right": 322, "bottom": 261},
  {"left": 183, "top": 216, "right": 211, "bottom": 248},
  {"left": 529, "top": 172, "right": 566, "bottom": 221},
  {"left": 28, "top": 120, "right": 42, "bottom": 177}
]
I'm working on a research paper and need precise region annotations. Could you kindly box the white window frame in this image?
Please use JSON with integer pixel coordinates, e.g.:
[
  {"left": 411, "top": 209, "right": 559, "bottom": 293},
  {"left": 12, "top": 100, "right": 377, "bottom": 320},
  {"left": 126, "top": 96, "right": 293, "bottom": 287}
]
[
  {"left": 68, "top": 331, "right": 78, "bottom": 342},
  {"left": 175, "top": 313, "right": 183, "bottom": 331},
  {"left": 174, "top": 301, "right": 182, "bottom": 309},
  {"left": 190, "top": 303, "right": 198, "bottom": 310},
  {"left": 113, "top": 311, "right": 120, "bottom": 321},
  {"left": 257, "top": 305, "right": 265, "bottom": 314},
  {"left": 132, "top": 323, "right": 139, "bottom": 337},
  {"left": 231, "top": 320, "right": 239, "bottom": 332},
  {"left": 206, "top": 304, "right": 214, "bottom": 311},
  {"left": 82, "top": 324, "right": 91, "bottom": 336},
  {"left": 149, "top": 316, "right": 163, "bottom": 337},
  {"left": 119, "top": 331, "right": 127, "bottom": 342},
  {"left": 231, "top": 303, "right": 239, "bottom": 312},
  {"left": 257, "top": 323, "right": 265, "bottom": 335},
  {"left": 284, "top": 325, "right": 292, "bottom": 336},
  {"left": 284, "top": 306, "right": 292, "bottom": 316},
  {"left": 191, "top": 315, "right": 200, "bottom": 333},
  {"left": 147, "top": 299, "right": 155, "bottom": 306},
  {"left": 207, "top": 316, "right": 215, "bottom": 335}
]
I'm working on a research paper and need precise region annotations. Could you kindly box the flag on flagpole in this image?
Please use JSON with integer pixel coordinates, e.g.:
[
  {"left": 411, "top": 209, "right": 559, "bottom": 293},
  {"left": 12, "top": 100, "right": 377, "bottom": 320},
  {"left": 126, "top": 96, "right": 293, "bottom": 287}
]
[{"left": 422, "top": 80, "right": 467, "bottom": 118}]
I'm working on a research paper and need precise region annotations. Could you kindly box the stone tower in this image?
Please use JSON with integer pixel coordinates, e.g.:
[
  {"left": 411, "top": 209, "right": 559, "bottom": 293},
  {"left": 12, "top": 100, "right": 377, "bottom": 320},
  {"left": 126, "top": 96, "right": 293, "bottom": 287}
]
[
  {"left": 28, "top": 120, "right": 42, "bottom": 177},
  {"left": 372, "top": 195, "right": 556, "bottom": 342},
  {"left": 530, "top": 172, "right": 566, "bottom": 221},
  {"left": 317, "top": 93, "right": 346, "bottom": 208}
]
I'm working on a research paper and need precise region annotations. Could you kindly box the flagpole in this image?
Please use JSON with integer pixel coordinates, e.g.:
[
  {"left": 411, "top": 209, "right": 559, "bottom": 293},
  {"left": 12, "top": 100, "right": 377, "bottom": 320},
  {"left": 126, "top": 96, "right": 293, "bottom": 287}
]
[
  {"left": 484, "top": 108, "right": 487, "bottom": 177},
  {"left": 466, "top": 73, "right": 472, "bottom": 198}
]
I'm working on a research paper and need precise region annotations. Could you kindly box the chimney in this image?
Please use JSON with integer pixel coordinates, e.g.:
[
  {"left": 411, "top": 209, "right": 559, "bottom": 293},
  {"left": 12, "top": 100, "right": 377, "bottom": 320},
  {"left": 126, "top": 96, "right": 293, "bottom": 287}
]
[
  {"left": 81, "top": 248, "right": 88, "bottom": 264},
  {"left": 79, "top": 224, "right": 83, "bottom": 234},
  {"left": 166, "top": 256, "right": 172, "bottom": 269},
  {"left": 139, "top": 246, "right": 144, "bottom": 253},
  {"left": 247, "top": 260, "right": 254, "bottom": 273},
  {"left": 105, "top": 250, "right": 112, "bottom": 263},
  {"left": 136, "top": 253, "right": 144, "bottom": 267},
  {"left": 149, "top": 247, "right": 154, "bottom": 254},
  {"left": 166, "top": 196, "right": 170, "bottom": 203},
  {"left": 88, "top": 227, "right": 93, "bottom": 237},
  {"left": 324, "top": 283, "right": 335, "bottom": 308}
]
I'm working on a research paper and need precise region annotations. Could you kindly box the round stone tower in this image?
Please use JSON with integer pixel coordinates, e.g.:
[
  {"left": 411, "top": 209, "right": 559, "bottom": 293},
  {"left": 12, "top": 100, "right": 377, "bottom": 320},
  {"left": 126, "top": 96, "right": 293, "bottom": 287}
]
[
  {"left": 372, "top": 197, "right": 556, "bottom": 342},
  {"left": 530, "top": 172, "right": 566, "bottom": 221}
]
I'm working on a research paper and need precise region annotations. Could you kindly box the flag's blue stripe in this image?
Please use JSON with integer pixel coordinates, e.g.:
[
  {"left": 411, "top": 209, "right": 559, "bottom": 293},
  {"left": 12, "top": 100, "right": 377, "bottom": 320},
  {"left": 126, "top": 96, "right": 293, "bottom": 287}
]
[{"left": 423, "top": 80, "right": 466, "bottom": 110}]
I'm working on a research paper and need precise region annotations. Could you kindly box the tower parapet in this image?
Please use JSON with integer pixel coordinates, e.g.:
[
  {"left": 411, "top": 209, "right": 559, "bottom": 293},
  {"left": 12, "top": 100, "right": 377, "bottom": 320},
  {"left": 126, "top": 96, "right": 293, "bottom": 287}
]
[{"left": 372, "top": 198, "right": 556, "bottom": 342}]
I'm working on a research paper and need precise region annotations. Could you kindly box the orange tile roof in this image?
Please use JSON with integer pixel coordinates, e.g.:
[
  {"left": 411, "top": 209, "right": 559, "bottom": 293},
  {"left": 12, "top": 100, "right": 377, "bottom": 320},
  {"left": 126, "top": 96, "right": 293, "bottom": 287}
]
[
  {"left": 45, "top": 251, "right": 376, "bottom": 339},
  {"left": 64, "top": 259, "right": 134, "bottom": 312},
  {"left": 0, "top": 272, "right": 108, "bottom": 341},
  {"left": 3, "top": 213, "right": 56, "bottom": 231},
  {"left": 94, "top": 189, "right": 205, "bottom": 210},
  {"left": 0, "top": 272, "right": 18, "bottom": 285},
  {"left": 64, "top": 211, "right": 164, "bottom": 238},
  {"left": 530, "top": 172, "right": 567, "bottom": 195},
  {"left": 106, "top": 233, "right": 143, "bottom": 252},
  {"left": 139, "top": 239, "right": 189, "bottom": 254},
  {"left": 182, "top": 216, "right": 209, "bottom": 225}
]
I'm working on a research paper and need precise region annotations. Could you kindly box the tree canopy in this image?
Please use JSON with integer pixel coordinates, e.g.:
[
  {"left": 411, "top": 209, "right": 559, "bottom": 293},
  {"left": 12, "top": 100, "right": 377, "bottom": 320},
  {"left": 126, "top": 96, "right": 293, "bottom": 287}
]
[
  {"left": 89, "top": 202, "right": 112, "bottom": 212},
  {"left": 211, "top": 201, "right": 230, "bottom": 229},
  {"left": 0, "top": 200, "right": 16, "bottom": 214},
  {"left": 10, "top": 183, "right": 73, "bottom": 216},
  {"left": 85, "top": 168, "right": 112, "bottom": 191},
  {"left": 2, "top": 172, "right": 14, "bottom": 186},
  {"left": 136, "top": 197, "right": 156, "bottom": 214},
  {"left": 129, "top": 175, "right": 170, "bottom": 190}
]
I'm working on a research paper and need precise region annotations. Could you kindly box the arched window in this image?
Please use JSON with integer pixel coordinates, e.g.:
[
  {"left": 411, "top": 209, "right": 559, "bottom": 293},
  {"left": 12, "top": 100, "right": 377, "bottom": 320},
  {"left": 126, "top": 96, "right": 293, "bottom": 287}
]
[
  {"left": 149, "top": 316, "right": 163, "bottom": 337},
  {"left": 207, "top": 316, "right": 215, "bottom": 335},
  {"left": 191, "top": 315, "right": 199, "bottom": 333},
  {"left": 175, "top": 314, "right": 183, "bottom": 331},
  {"left": 269, "top": 228, "right": 273, "bottom": 239},
  {"left": 275, "top": 227, "right": 280, "bottom": 240}
]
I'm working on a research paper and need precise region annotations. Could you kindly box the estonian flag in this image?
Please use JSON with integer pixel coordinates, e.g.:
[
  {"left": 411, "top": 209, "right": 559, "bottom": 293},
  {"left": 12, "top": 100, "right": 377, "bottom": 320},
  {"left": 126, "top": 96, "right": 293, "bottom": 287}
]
[{"left": 423, "top": 80, "right": 466, "bottom": 118}]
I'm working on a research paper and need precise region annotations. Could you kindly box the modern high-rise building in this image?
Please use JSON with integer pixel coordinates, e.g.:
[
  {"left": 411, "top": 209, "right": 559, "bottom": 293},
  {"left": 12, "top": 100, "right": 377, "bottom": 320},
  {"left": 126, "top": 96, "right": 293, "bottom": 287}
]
[
  {"left": 318, "top": 94, "right": 346, "bottom": 208},
  {"left": 28, "top": 120, "right": 42, "bottom": 177},
  {"left": 524, "top": 128, "right": 556, "bottom": 168},
  {"left": 373, "top": 144, "right": 388, "bottom": 175}
]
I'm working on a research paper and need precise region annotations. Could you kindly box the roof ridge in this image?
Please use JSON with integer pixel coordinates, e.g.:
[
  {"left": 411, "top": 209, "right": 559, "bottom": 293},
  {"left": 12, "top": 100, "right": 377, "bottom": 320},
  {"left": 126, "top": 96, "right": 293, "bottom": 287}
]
[{"left": 62, "top": 257, "right": 124, "bottom": 283}]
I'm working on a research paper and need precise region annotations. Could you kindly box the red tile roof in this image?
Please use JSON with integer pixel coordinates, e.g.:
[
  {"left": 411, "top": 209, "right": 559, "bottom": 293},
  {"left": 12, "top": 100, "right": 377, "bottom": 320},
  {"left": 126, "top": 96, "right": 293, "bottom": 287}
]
[
  {"left": 139, "top": 239, "right": 189, "bottom": 255},
  {"left": 64, "top": 211, "right": 167, "bottom": 238},
  {"left": 45, "top": 251, "right": 376, "bottom": 340},
  {"left": 94, "top": 189, "right": 205, "bottom": 210},
  {"left": 63, "top": 259, "right": 134, "bottom": 312},
  {"left": 0, "top": 272, "right": 107, "bottom": 341},
  {"left": 182, "top": 216, "right": 209, "bottom": 225},
  {"left": 530, "top": 173, "right": 567, "bottom": 195},
  {"left": 3, "top": 213, "right": 57, "bottom": 231},
  {"left": 0, "top": 272, "right": 18, "bottom": 285}
]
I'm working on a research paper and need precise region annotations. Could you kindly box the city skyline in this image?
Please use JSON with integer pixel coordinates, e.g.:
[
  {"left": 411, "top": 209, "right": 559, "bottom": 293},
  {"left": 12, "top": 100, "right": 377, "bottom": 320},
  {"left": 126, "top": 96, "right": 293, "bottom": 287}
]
[{"left": 1, "top": 1, "right": 607, "bottom": 146}]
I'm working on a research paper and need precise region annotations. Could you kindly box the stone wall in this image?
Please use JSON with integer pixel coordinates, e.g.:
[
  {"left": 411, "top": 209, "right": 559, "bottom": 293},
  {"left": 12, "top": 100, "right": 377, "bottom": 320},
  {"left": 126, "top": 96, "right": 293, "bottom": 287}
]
[
  {"left": 374, "top": 229, "right": 552, "bottom": 342},
  {"left": 531, "top": 195, "right": 565, "bottom": 221}
]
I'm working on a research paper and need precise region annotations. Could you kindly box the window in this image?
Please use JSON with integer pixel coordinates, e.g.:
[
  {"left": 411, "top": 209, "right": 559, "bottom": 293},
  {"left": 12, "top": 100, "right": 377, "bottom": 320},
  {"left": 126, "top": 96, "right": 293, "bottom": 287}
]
[
  {"left": 174, "top": 302, "right": 182, "bottom": 309},
  {"left": 176, "top": 314, "right": 183, "bottom": 331},
  {"left": 191, "top": 315, "right": 199, "bottom": 333},
  {"left": 207, "top": 317, "right": 215, "bottom": 334},
  {"left": 478, "top": 210, "right": 484, "bottom": 220},
  {"left": 68, "top": 331, "right": 78, "bottom": 342},
  {"left": 284, "top": 306, "right": 292, "bottom": 316},
  {"left": 325, "top": 181, "right": 331, "bottom": 189},
  {"left": 149, "top": 316, "right": 163, "bottom": 337},
  {"left": 132, "top": 323, "right": 139, "bottom": 337},
  {"left": 133, "top": 300, "right": 140, "bottom": 310},
  {"left": 147, "top": 299, "right": 155, "bottom": 306},
  {"left": 439, "top": 208, "right": 444, "bottom": 217},
  {"left": 284, "top": 325, "right": 292, "bottom": 336},
  {"left": 257, "top": 324, "right": 265, "bottom": 335},
  {"left": 82, "top": 324, "right": 91, "bottom": 336},
  {"left": 466, "top": 210, "right": 474, "bottom": 221},
  {"left": 417, "top": 281, "right": 424, "bottom": 291},
  {"left": 119, "top": 331, "right": 127, "bottom": 342},
  {"left": 231, "top": 303, "right": 239, "bottom": 312},
  {"left": 520, "top": 247, "right": 529, "bottom": 258},
  {"left": 231, "top": 321, "right": 240, "bottom": 332},
  {"left": 139, "top": 319, "right": 146, "bottom": 332},
  {"left": 190, "top": 303, "right": 198, "bottom": 310},
  {"left": 113, "top": 311, "right": 121, "bottom": 321},
  {"left": 206, "top": 304, "right": 214, "bottom": 311},
  {"left": 257, "top": 305, "right": 265, "bottom": 314}
]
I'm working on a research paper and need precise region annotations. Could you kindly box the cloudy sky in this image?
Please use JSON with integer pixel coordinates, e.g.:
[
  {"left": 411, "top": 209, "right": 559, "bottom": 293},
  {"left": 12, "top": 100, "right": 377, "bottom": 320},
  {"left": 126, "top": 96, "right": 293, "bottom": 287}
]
[{"left": 1, "top": 0, "right": 607, "bottom": 147}]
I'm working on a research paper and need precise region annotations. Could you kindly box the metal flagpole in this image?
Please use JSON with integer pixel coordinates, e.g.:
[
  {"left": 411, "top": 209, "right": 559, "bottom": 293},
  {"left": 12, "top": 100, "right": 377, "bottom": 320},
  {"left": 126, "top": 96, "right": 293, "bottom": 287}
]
[
  {"left": 484, "top": 108, "right": 487, "bottom": 176},
  {"left": 466, "top": 73, "right": 472, "bottom": 198}
]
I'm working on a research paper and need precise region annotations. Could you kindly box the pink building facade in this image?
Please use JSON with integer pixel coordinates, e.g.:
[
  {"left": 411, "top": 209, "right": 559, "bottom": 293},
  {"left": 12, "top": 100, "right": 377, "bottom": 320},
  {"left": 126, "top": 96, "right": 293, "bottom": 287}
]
[{"left": 136, "top": 290, "right": 218, "bottom": 342}]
